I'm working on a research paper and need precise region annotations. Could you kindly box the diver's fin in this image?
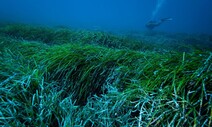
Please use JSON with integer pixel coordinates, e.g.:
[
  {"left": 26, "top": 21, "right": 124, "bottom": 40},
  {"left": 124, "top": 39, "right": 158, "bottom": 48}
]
[{"left": 161, "top": 18, "right": 173, "bottom": 22}]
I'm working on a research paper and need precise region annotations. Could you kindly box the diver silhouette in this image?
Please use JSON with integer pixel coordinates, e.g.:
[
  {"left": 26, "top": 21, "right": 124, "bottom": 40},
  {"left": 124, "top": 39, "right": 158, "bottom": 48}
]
[{"left": 146, "top": 18, "right": 172, "bottom": 30}]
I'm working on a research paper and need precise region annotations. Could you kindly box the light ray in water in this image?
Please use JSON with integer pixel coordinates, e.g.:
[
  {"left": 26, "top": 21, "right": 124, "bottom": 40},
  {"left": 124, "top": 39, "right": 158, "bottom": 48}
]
[{"left": 151, "top": 0, "right": 166, "bottom": 20}]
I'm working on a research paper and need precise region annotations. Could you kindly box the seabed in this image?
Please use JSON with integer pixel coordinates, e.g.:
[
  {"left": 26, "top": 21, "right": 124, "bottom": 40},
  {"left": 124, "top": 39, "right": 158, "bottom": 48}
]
[{"left": 0, "top": 24, "right": 211, "bottom": 126}]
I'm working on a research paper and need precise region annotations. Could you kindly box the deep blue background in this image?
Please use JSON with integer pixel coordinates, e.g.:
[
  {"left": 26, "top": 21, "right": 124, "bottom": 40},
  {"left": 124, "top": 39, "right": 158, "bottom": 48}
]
[{"left": 0, "top": 0, "right": 212, "bottom": 34}]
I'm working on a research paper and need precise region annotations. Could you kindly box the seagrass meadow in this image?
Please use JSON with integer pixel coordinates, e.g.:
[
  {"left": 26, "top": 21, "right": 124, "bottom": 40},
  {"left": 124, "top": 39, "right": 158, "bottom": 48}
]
[{"left": 0, "top": 24, "right": 211, "bottom": 127}]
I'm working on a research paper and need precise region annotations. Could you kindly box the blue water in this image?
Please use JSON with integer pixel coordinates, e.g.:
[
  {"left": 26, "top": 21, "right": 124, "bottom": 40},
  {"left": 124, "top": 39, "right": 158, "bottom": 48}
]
[{"left": 0, "top": 0, "right": 212, "bottom": 34}]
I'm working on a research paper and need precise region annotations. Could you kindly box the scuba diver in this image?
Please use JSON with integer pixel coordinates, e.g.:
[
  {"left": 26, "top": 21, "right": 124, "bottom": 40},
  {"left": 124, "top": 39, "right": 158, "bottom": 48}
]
[{"left": 145, "top": 18, "right": 172, "bottom": 30}]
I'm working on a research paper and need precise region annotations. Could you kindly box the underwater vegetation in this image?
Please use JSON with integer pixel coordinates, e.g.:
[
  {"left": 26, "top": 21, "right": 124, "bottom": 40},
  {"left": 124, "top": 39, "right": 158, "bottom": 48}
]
[{"left": 0, "top": 24, "right": 211, "bottom": 126}]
